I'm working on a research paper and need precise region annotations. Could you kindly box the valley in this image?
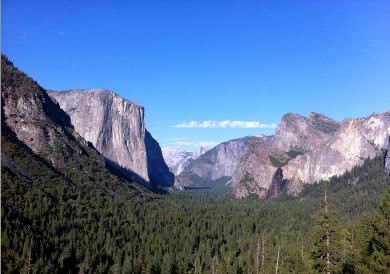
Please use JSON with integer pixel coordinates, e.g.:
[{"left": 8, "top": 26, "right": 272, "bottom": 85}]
[
  {"left": 1, "top": 55, "right": 390, "bottom": 273},
  {"left": 3, "top": 1, "right": 390, "bottom": 272}
]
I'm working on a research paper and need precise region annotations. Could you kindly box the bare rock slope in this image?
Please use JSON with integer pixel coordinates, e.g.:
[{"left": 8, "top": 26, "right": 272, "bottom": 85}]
[
  {"left": 283, "top": 113, "right": 390, "bottom": 188},
  {"left": 233, "top": 112, "right": 390, "bottom": 198},
  {"left": 233, "top": 113, "right": 339, "bottom": 198},
  {"left": 49, "top": 89, "right": 174, "bottom": 189}
]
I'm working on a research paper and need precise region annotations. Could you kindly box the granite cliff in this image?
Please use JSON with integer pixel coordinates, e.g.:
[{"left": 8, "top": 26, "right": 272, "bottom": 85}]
[
  {"left": 233, "top": 112, "right": 390, "bottom": 198},
  {"left": 48, "top": 89, "right": 174, "bottom": 189},
  {"left": 283, "top": 112, "right": 390, "bottom": 193},
  {"left": 1, "top": 55, "right": 151, "bottom": 198}
]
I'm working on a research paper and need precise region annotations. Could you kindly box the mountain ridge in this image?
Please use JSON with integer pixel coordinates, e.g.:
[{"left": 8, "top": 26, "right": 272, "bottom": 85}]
[{"left": 234, "top": 111, "right": 390, "bottom": 197}]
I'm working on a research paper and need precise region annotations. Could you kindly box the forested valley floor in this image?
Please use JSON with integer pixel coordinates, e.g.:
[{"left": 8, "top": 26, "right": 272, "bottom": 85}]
[{"left": 2, "top": 144, "right": 390, "bottom": 273}]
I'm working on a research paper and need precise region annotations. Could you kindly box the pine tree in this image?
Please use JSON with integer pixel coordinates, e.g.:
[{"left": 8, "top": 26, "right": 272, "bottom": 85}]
[
  {"left": 22, "top": 238, "right": 34, "bottom": 274},
  {"left": 311, "top": 188, "right": 340, "bottom": 273},
  {"left": 256, "top": 237, "right": 260, "bottom": 274},
  {"left": 255, "top": 233, "right": 268, "bottom": 274},
  {"left": 365, "top": 189, "right": 390, "bottom": 273},
  {"left": 275, "top": 246, "right": 281, "bottom": 274}
]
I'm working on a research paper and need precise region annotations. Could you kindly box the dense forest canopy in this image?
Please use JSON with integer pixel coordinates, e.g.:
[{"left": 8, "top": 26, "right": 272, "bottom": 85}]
[{"left": 2, "top": 127, "right": 390, "bottom": 274}]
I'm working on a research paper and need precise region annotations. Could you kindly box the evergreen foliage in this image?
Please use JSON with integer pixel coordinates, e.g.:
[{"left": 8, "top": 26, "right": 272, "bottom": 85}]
[
  {"left": 364, "top": 190, "right": 390, "bottom": 273},
  {"left": 2, "top": 134, "right": 390, "bottom": 273},
  {"left": 311, "top": 189, "right": 340, "bottom": 273}
]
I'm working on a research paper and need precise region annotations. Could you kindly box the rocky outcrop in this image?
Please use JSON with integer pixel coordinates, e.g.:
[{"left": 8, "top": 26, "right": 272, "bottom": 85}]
[
  {"left": 49, "top": 89, "right": 174, "bottom": 189},
  {"left": 233, "top": 113, "right": 339, "bottom": 198},
  {"left": 176, "top": 136, "right": 258, "bottom": 189},
  {"left": 273, "top": 112, "right": 339, "bottom": 152},
  {"left": 233, "top": 137, "right": 278, "bottom": 198},
  {"left": 233, "top": 112, "right": 390, "bottom": 198},
  {"left": 1, "top": 56, "right": 79, "bottom": 168},
  {"left": 283, "top": 112, "right": 390, "bottom": 190}
]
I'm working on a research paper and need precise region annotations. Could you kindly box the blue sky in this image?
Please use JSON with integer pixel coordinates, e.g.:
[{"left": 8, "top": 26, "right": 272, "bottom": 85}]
[{"left": 3, "top": 0, "right": 390, "bottom": 151}]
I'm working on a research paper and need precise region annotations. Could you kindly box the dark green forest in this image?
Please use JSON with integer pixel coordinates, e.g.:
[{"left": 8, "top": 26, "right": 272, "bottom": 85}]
[{"left": 2, "top": 121, "right": 390, "bottom": 274}]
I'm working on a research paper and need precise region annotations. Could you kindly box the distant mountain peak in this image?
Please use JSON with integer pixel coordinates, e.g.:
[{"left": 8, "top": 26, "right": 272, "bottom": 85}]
[
  {"left": 175, "top": 136, "right": 257, "bottom": 189},
  {"left": 162, "top": 147, "right": 194, "bottom": 176}
]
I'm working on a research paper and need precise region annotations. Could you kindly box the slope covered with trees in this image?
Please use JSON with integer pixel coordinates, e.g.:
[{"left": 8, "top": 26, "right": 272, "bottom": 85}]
[{"left": 2, "top": 145, "right": 390, "bottom": 273}]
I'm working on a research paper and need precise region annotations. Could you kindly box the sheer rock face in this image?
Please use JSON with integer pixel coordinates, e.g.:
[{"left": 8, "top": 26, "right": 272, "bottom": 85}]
[
  {"left": 274, "top": 112, "right": 340, "bottom": 152},
  {"left": 233, "top": 112, "right": 390, "bottom": 198},
  {"left": 233, "top": 138, "right": 279, "bottom": 198},
  {"left": 284, "top": 113, "right": 390, "bottom": 189},
  {"left": 49, "top": 89, "right": 174, "bottom": 188},
  {"left": 145, "top": 130, "right": 175, "bottom": 189},
  {"left": 176, "top": 136, "right": 258, "bottom": 189},
  {"left": 233, "top": 113, "right": 338, "bottom": 198}
]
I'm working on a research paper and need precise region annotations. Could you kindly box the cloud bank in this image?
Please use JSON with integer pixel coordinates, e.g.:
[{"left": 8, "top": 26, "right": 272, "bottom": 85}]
[{"left": 173, "top": 120, "right": 277, "bottom": 129}]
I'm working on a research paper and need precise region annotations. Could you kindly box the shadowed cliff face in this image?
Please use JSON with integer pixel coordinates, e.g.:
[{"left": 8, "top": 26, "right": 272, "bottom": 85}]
[
  {"left": 48, "top": 89, "right": 174, "bottom": 189},
  {"left": 233, "top": 112, "right": 390, "bottom": 198},
  {"left": 266, "top": 168, "right": 288, "bottom": 199},
  {"left": 145, "top": 130, "right": 175, "bottom": 189}
]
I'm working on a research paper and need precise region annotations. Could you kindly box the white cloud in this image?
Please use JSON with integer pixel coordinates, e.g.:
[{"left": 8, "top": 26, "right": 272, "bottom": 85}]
[
  {"left": 164, "top": 138, "right": 221, "bottom": 152},
  {"left": 195, "top": 141, "right": 219, "bottom": 148},
  {"left": 56, "top": 31, "right": 66, "bottom": 36},
  {"left": 166, "top": 137, "right": 191, "bottom": 141},
  {"left": 173, "top": 120, "right": 277, "bottom": 129},
  {"left": 19, "top": 33, "right": 29, "bottom": 40},
  {"left": 172, "top": 141, "right": 193, "bottom": 146}
]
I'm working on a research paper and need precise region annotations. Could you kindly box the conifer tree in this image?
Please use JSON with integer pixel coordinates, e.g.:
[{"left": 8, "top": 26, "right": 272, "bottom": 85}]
[
  {"left": 22, "top": 238, "right": 34, "bottom": 274},
  {"left": 365, "top": 189, "right": 390, "bottom": 273},
  {"left": 311, "top": 188, "right": 340, "bottom": 273}
]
